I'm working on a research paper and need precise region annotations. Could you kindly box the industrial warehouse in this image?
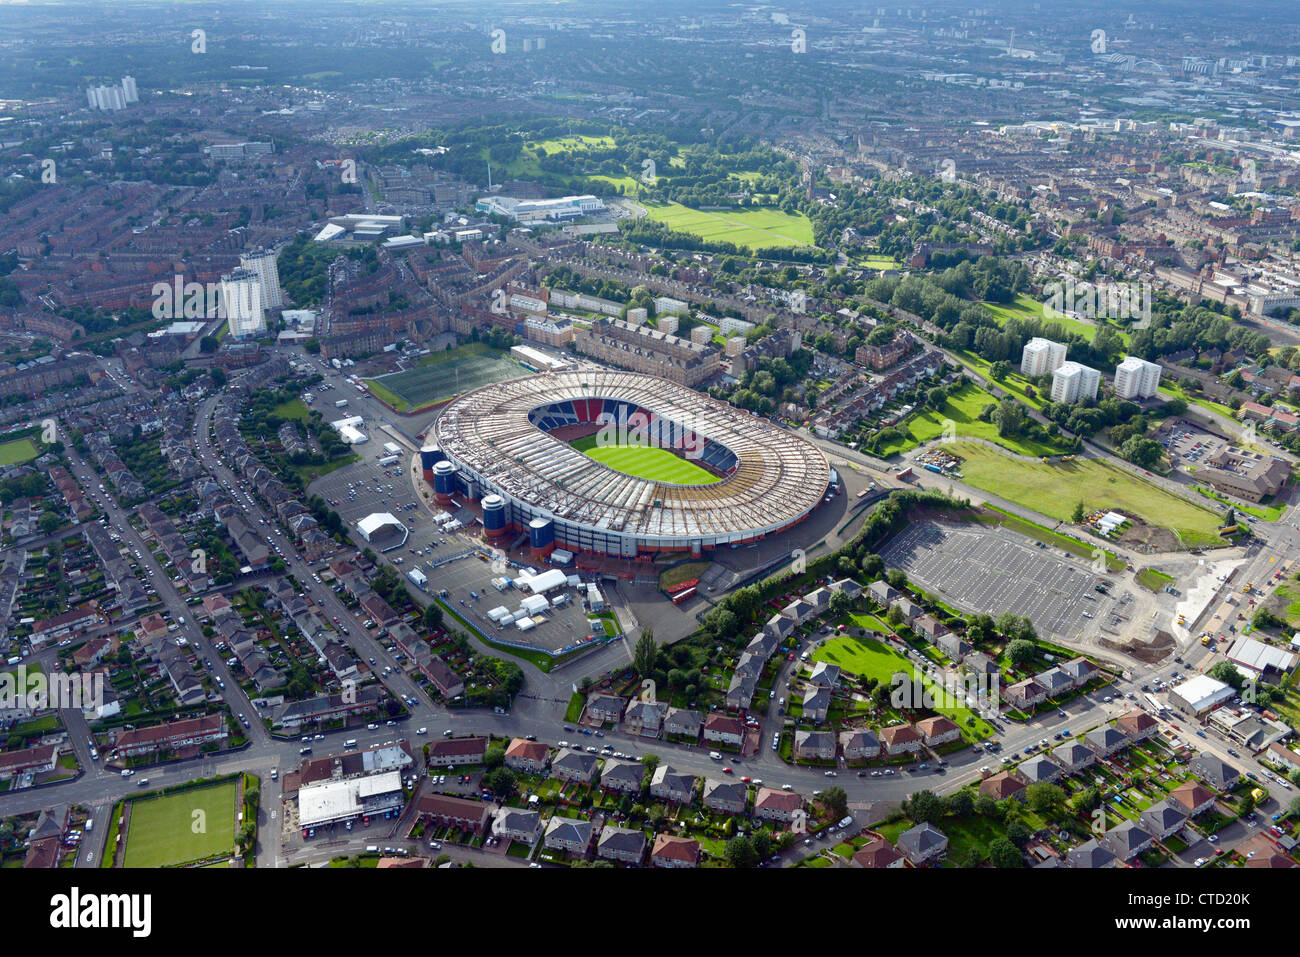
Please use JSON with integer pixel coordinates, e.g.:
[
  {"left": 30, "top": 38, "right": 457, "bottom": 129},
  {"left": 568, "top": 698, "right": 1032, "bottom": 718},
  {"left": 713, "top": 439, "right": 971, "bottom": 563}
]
[{"left": 425, "top": 370, "right": 831, "bottom": 558}]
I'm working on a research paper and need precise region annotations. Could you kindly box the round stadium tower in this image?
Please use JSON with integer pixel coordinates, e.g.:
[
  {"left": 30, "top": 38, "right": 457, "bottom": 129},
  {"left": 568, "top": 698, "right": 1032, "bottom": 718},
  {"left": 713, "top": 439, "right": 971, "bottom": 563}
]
[{"left": 431, "top": 370, "right": 830, "bottom": 558}]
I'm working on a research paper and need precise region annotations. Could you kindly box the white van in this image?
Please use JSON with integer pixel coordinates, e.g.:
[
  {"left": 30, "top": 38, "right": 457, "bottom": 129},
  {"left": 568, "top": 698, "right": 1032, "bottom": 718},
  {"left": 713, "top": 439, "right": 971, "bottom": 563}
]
[
  {"left": 709, "top": 751, "right": 722, "bottom": 760},
  {"left": 344, "top": 738, "right": 358, "bottom": 749},
  {"left": 416, "top": 727, "right": 428, "bottom": 736}
]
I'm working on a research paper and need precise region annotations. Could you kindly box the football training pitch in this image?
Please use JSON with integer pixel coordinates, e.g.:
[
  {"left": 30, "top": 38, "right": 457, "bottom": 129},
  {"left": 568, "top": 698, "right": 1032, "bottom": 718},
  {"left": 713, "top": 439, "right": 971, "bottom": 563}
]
[
  {"left": 121, "top": 780, "right": 238, "bottom": 867},
  {"left": 644, "top": 202, "right": 814, "bottom": 251},
  {"left": 366, "top": 354, "right": 526, "bottom": 412},
  {"left": 569, "top": 435, "right": 720, "bottom": 485},
  {"left": 0, "top": 437, "right": 39, "bottom": 466}
]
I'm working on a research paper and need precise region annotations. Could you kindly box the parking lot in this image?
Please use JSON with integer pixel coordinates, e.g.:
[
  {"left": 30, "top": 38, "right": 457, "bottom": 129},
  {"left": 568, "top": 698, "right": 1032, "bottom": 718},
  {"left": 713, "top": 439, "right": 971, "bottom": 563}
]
[
  {"left": 880, "top": 521, "right": 1114, "bottom": 640},
  {"left": 309, "top": 453, "right": 611, "bottom": 654},
  {"left": 1157, "top": 418, "right": 1228, "bottom": 471}
]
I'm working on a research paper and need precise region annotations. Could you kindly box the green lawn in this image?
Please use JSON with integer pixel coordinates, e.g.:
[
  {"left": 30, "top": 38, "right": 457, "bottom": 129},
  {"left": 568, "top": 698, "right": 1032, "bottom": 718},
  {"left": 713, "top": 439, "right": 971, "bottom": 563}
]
[
  {"left": 644, "top": 202, "right": 814, "bottom": 251},
  {"left": 273, "top": 398, "right": 310, "bottom": 421},
  {"left": 0, "top": 438, "right": 39, "bottom": 467},
  {"left": 660, "top": 561, "right": 712, "bottom": 590},
  {"left": 122, "top": 780, "right": 238, "bottom": 867},
  {"left": 954, "top": 353, "right": 1049, "bottom": 410},
  {"left": 982, "top": 293, "right": 1130, "bottom": 345},
  {"left": 812, "top": 635, "right": 994, "bottom": 740},
  {"left": 873, "top": 382, "right": 1069, "bottom": 458},
  {"left": 569, "top": 434, "right": 720, "bottom": 485},
  {"left": 366, "top": 351, "right": 524, "bottom": 411},
  {"left": 949, "top": 442, "right": 1224, "bottom": 546},
  {"left": 1136, "top": 568, "right": 1175, "bottom": 593}
]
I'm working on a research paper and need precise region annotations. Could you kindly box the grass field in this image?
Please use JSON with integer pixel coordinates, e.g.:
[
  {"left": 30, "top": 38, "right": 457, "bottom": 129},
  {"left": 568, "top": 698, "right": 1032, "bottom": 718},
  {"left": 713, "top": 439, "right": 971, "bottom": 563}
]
[
  {"left": 949, "top": 441, "right": 1223, "bottom": 545},
  {"left": 569, "top": 434, "right": 720, "bottom": 484},
  {"left": 122, "top": 780, "right": 238, "bottom": 867},
  {"left": 273, "top": 398, "right": 310, "bottom": 421},
  {"left": 953, "top": 353, "right": 1049, "bottom": 410},
  {"left": 0, "top": 438, "right": 39, "bottom": 467},
  {"left": 872, "top": 382, "right": 1069, "bottom": 458},
  {"left": 366, "top": 352, "right": 525, "bottom": 412},
  {"left": 813, "top": 633, "right": 994, "bottom": 740},
  {"left": 1137, "top": 568, "right": 1175, "bottom": 592},
  {"left": 981, "top": 293, "right": 1130, "bottom": 345},
  {"left": 644, "top": 202, "right": 814, "bottom": 251}
]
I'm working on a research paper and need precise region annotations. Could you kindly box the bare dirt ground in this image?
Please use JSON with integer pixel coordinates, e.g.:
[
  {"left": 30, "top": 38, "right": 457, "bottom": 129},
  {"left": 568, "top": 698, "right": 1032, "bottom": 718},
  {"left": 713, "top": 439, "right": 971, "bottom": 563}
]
[
  {"left": 1099, "top": 628, "right": 1176, "bottom": 664},
  {"left": 1116, "top": 518, "right": 1181, "bottom": 554}
]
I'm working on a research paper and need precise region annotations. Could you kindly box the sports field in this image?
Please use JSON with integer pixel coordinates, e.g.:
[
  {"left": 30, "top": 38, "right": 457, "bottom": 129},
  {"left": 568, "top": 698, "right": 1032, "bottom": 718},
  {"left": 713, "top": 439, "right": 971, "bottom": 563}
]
[
  {"left": 873, "top": 382, "right": 1068, "bottom": 458},
  {"left": 366, "top": 353, "right": 526, "bottom": 412},
  {"left": 122, "top": 780, "right": 238, "bottom": 867},
  {"left": 569, "top": 434, "right": 720, "bottom": 485},
  {"left": 948, "top": 441, "right": 1223, "bottom": 545},
  {"left": 644, "top": 202, "right": 814, "bottom": 251},
  {"left": 0, "top": 437, "right": 39, "bottom": 466}
]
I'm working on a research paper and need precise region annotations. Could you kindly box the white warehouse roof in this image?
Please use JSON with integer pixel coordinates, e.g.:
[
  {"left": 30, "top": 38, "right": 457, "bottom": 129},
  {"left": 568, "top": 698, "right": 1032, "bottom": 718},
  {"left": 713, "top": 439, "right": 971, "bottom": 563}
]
[{"left": 1227, "top": 637, "right": 1297, "bottom": 675}]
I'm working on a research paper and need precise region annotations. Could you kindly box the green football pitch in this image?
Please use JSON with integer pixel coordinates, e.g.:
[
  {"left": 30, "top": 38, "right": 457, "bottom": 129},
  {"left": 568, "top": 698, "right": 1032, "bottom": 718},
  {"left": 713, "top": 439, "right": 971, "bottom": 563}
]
[
  {"left": 122, "top": 780, "right": 238, "bottom": 867},
  {"left": 366, "top": 354, "right": 526, "bottom": 411},
  {"left": 569, "top": 435, "right": 720, "bottom": 485}
]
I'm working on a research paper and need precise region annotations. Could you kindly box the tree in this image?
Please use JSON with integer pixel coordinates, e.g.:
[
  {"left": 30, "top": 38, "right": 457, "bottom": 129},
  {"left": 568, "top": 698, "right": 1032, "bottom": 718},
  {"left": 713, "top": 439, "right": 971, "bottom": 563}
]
[
  {"left": 992, "top": 398, "right": 1027, "bottom": 437},
  {"left": 945, "top": 790, "right": 974, "bottom": 817},
  {"left": 1006, "top": 819, "right": 1032, "bottom": 847},
  {"left": 725, "top": 834, "right": 761, "bottom": 868},
  {"left": 1071, "top": 500, "right": 1086, "bottom": 524},
  {"left": 1025, "top": 783, "right": 1067, "bottom": 817},
  {"left": 819, "top": 786, "right": 849, "bottom": 821},
  {"left": 1006, "top": 638, "right": 1036, "bottom": 668},
  {"left": 886, "top": 570, "right": 908, "bottom": 591},
  {"left": 1207, "top": 661, "right": 1245, "bottom": 690},
  {"left": 632, "top": 629, "right": 658, "bottom": 677},
  {"left": 422, "top": 603, "right": 444, "bottom": 631},
  {"left": 989, "top": 837, "right": 1023, "bottom": 868},
  {"left": 1071, "top": 786, "right": 1102, "bottom": 813},
  {"left": 905, "top": 789, "right": 945, "bottom": 825},
  {"left": 829, "top": 591, "right": 851, "bottom": 617}
]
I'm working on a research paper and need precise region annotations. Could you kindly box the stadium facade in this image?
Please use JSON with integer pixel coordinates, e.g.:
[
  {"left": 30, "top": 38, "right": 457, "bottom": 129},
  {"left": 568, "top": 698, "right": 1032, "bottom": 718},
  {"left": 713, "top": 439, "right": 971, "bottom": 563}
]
[{"left": 428, "top": 371, "right": 830, "bottom": 558}]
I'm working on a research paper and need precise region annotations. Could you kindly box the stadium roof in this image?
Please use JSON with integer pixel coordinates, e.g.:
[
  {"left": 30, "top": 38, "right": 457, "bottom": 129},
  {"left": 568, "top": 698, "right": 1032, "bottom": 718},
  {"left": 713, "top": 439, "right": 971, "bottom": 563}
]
[{"left": 433, "top": 370, "right": 828, "bottom": 543}]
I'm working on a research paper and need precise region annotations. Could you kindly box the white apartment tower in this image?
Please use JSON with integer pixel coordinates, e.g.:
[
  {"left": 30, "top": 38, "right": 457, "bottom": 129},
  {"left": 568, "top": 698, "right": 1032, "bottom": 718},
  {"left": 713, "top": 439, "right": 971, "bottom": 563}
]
[
  {"left": 220, "top": 269, "right": 266, "bottom": 338},
  {"left": 1021, "top": 337, "right": 1067, "bottom": 377},
  {"left": 121, "top": 76, "right": 139, "bottom": 104},
  {"left": 1114, "top": 356, "right": 1162, "bottom": 399},
  {"left": 1050, "top": 362, "right": 1101, "bottom": 404},
  {"left": 239, "top": 248, "right": 284, "bottom": 311}
]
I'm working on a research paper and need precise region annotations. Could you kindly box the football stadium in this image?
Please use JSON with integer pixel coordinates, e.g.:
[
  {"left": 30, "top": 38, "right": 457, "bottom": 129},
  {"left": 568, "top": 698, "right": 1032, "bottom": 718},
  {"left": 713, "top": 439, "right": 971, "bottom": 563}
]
[{"left": 426, "top": 371, "right": 830, "bottom": 558}]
